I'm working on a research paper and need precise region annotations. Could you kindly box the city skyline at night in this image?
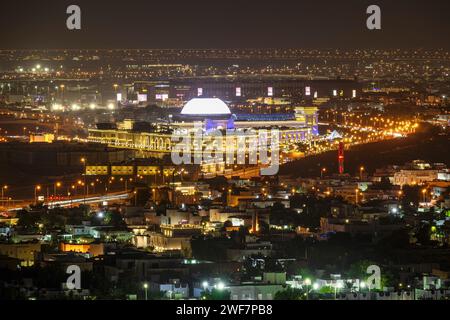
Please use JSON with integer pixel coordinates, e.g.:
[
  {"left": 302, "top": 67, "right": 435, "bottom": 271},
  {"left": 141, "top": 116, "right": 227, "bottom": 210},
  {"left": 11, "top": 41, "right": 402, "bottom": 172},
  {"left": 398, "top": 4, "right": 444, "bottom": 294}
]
[{"left": 0, "top": 0, "right": 449, "bottom": 311}]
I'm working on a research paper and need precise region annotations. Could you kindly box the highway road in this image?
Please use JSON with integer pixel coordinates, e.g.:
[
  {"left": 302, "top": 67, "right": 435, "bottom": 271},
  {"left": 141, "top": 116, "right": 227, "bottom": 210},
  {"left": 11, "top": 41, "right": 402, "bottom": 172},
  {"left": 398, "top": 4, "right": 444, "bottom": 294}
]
[{"left": 3, "top": 191, "right": 130, "bottom": 212}]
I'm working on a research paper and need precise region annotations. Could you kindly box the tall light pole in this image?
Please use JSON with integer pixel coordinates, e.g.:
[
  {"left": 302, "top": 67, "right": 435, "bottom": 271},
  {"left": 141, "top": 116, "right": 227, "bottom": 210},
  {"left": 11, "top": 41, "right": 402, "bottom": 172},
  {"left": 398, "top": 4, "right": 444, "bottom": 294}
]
[
  {"left": 304, "top": 278, "right": 311, "bottom": 300},
  {"left": 359, "top": 281, "right": 368, "bottom": 300},
  {"left": 60, "top": 84, "right": 65, "bottom": 101},
  {"left": 422, "top": 188, "right": 427, "bottom": 202},
  {"left": 321, "top": 167, "right": 326, "bottom": 179},
  {"left": 54, "top": 182, "right": 61, "bottom": 207},
  {"left": 81, "top": 157, "right": 87, "bottom": 205},
  {"left": 155, "top": 170, "right": 160, "bottom": 185},
  {"left": 359, "top": 166, "right": 365, "bottom": 180},
  {"left": 1, "top": 185, "right": 7, "bottom": 208},
  {"left": 143, "top": 283, "right": 148, "bottom": 300},
  {"left": 54, "top": 182, "right": 61, "bottom": 197},
  {"left": 35, "top": 185, "right": 41, "bottom": 204},
  {"left": 355, "top": 189, "right": 359, "bottom": 204},
  {"left": 334, "top": 282, "right": 343, "bottom": 300},
  {"left": 202, "top": 281, "right": 209, "bottom": 293}
]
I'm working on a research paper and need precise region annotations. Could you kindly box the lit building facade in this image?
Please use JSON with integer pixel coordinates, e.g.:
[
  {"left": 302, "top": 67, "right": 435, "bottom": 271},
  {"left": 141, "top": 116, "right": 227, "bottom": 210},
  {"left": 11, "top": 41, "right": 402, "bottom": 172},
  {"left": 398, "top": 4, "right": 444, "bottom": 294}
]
[
  {"left": 393, "top": 170, "right": 438, "bottom": 187},
  {"left": 88, "top": 98, "right": 319, "bottom": 155}
]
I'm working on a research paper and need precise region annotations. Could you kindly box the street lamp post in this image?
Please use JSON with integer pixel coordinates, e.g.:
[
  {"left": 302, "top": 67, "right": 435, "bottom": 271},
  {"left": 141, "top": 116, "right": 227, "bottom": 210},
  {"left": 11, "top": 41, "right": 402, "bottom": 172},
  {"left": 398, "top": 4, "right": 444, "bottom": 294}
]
[
  {"left": 360, "top": 166, "right": 365, "bottom": 180},
  {"left": 54, "top": 182, "right": 61, "bottom": 206},
  {"left": 334, "top": 282, "right": 343, "bottom": 300},
  {"left": 81, "top": 158, "right": 87, "bottom": 205},
  {"left": 359, "top": 281, "right": 368, "bottom": 300},
  {"left": 143, "top": 283, "right": 148, "bottom": 300},
  {"left": 60, "top": 84, "right": 65, "bottom": 101},
  {"left": 54, "top": 182, "right": 61, "bottom": 197},
  {"left": 321, "top": 168, "right": 326, "bottom": 179},
  {"left": 304, "top": 278, "right": 311, "bottom": 300},
  {"left": 35, "top": 185, "right": 41, "bottom": 204},
  {"left": 202, "top": 281, "right": 209, "bottom": 291},
  {"left": 1, "top": 185, "right": 7, "bottom": 208}
]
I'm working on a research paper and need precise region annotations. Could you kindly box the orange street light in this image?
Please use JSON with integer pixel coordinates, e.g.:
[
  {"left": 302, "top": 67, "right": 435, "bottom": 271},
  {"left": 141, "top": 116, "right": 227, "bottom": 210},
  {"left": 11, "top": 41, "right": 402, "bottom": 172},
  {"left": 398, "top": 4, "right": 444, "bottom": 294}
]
[
  {"left": 34, "top": 185, "right": 41, "bottom": 204},
  {"left": 1, "top": 185, "right": 7, "bottom": 208},
  {"left": 359, "top": 166, "right": 365, "bottom": 180}
]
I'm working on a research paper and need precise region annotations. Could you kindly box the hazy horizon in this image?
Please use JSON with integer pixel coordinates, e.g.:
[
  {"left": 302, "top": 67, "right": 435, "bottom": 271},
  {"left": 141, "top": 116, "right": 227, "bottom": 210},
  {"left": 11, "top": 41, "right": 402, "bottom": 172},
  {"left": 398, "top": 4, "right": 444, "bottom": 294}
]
[{"left": 1, "top": 0, "right": 449, "bottom": 50}]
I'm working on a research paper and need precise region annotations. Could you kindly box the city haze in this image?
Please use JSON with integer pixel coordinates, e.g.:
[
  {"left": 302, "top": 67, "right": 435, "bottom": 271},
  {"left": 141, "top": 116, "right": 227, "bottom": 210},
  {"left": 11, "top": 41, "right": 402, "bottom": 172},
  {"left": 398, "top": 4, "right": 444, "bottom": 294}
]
[{"left": 0, "top": 0, "right": 449, "bottom": 49}]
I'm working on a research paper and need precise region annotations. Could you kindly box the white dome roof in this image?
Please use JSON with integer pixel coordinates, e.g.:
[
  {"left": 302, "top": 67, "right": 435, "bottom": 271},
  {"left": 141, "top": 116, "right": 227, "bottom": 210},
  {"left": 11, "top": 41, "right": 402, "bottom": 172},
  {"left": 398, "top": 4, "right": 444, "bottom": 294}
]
[{"left": 180, "top": 98, "right": 231, "bottom": 115}]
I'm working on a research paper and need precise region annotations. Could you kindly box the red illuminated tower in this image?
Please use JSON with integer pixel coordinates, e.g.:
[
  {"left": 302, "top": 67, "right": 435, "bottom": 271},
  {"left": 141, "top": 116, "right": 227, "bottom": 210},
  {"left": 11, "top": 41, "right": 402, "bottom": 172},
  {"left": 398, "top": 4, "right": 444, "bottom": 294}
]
[{"left": 338, "top": 142, "right": 345, "bottom": 174}]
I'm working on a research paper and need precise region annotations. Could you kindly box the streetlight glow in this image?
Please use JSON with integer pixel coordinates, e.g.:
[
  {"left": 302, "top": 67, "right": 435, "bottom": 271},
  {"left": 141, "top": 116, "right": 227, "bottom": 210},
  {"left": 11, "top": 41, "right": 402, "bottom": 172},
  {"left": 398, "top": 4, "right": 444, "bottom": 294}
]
[{"left": 216, "top": 282, "right": 225, "bottom": 290}]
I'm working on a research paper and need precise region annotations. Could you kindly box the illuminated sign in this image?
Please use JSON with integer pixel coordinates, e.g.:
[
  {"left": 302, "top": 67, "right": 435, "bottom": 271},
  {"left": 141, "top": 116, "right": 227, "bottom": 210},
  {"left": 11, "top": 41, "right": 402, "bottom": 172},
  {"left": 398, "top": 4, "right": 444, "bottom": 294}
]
[
  {"left": 352, "top": 89, "right": 357, "bottom": 98},
  {"left": 137, "top": 94, "right": 147, "bottom": 102},
  {"left": 305, "top": 86, "right": 311, "bottom": 96},
  {"left": 155, "top": 93, "right": 169, "bottom": 101},
  {"left": 111, "top": 166, "right": 134, "bottom": 175},
  {"left": 333, "top": 89, "right": 338, "bottom": 97},
  {"left": 137, "top": 166, "right": 159, "bottom": 176},
  {"left": 236, "top": 87, "right": 241, "bottom": 97},
  {"left": 85, "top": 166, "right": 109, "bottom": 175},
  {"left": 197, "top": 88, "right": 203, "bottom": 96},
  {"left": 163, "top": 168, "right": 175, "bottom": 176},
  {"left": 268, "top": 87, "right": 273, "bottom": 96},
  {"left": 231, "top": 217, "right": 244, "bottom": 227},
  {"left": 116, "top": 93, "right": 122, "bottom": 101}
]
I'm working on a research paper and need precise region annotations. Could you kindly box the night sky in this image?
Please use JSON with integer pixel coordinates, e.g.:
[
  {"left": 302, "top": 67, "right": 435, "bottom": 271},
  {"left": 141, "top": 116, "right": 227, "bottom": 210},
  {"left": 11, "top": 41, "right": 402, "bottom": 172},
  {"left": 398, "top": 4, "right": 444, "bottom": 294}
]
[{"left": 0, "top": 0, "right": 449, "bottom": 49}]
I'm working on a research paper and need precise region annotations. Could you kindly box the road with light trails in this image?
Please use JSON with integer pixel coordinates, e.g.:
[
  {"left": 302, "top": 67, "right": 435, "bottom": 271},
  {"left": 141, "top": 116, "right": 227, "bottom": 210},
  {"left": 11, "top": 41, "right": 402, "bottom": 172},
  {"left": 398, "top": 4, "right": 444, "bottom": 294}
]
[{"left": 4, "top": 191, "right": 131, "bottom": 211}]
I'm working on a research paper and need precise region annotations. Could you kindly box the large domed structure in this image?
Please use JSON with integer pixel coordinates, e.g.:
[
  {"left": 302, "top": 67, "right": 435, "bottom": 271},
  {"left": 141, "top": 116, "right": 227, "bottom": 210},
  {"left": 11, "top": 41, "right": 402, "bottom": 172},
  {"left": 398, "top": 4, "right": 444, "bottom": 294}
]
[
  {"left": 180, "top": 98, "right": 231, "bottom": 116},
  {"left": 176, "top": 98, "right": 234, "bottom": 130}
]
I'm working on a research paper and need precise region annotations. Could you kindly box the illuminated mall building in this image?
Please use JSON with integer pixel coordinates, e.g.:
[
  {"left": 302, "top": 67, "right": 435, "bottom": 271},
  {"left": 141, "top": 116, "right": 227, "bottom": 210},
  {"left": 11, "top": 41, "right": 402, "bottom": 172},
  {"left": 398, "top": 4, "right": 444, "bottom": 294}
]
[{"left": 88, "top": 98, "right": 318, "bottom": 172}]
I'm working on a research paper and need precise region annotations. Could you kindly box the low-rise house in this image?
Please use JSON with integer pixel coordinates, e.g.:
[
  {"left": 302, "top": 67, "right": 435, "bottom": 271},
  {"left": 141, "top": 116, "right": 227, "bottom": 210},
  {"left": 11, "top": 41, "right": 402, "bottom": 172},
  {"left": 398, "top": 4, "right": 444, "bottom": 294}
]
[
  {"left": 150, "top": 279, "right": 189, "bottom": 299},
  {"left": 229, "top": 272, "right": 287, "bottom": 300},
  {"left": 0, "top": 242, "right": 41, "bottom": 267}
]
